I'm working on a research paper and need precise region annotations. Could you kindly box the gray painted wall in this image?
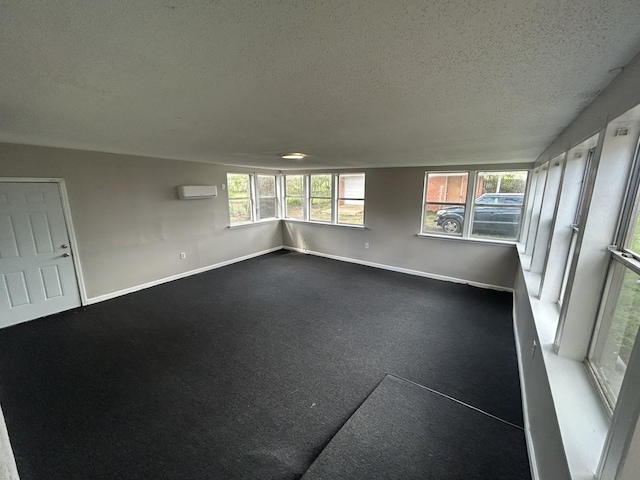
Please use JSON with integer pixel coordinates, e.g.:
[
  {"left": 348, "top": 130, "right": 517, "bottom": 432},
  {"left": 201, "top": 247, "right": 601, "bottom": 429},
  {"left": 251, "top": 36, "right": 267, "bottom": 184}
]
[
  {"left": 0, "top": 143, "right": 282, "bottom": 299},
  {"left": 283, "top": 166, "right": 522, "bottom": 289}
]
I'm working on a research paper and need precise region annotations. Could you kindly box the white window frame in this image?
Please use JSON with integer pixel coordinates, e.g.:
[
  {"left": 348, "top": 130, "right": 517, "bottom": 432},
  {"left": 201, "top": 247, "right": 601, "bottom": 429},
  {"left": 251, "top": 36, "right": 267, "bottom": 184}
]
[
  {"left": 586, "top": 138, "right": 640, "bottom": 412},
  {"left": 227, "top": 172, "right": 281, "bottom": 226},
  {"left": 283, "top": 174, "right": 306, "bottom": 220},
  {"left": 308, "top": 173, "right": 334, "bottom": 223},
  {"left": 336, "top": 173, "right": 366, "bottom": 226},
  {"left": 420, "top": 171, "right": 470, "bottom": 237},
  {"left": 281, "top": 173, "right": 366, "bottom": 227},
  {"left": 558, "top": 148, "right": 596, "bottom": 306},
  {"left": 255, "top": 174, "right": 279, "bottom": 221},
  {"left": 420, "top": 168, "right": 530, "bottom": 243}
]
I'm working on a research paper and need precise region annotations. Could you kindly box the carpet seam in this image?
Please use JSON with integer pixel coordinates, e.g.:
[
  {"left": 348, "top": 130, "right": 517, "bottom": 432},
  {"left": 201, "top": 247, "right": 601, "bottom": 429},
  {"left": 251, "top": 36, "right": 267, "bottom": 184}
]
[{"left": 387, "top": 373, "right": 525, "bottom": 431}]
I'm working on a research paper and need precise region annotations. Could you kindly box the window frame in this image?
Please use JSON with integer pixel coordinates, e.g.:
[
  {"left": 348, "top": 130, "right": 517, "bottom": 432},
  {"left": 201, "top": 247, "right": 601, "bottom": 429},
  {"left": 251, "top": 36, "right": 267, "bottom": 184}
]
[
  {"left": 255, "top": 174, "right": 279, "bottom": 221},
  {"left": 420, "top": 168, "right": 530, "bottom": 243},
  {"left": 281, "top": 172, "right": 366, "bottom": 227},
  {"left": 226, "top": 172, "right": 281, "bottom": 226},
  {"left": 283, "top": 174, "right": 306, "bottom": 221},
  {"left": 336, "top": 173, "right": 366, "bottom": 226},
  {"left": 586, "top": 135, "right": 640, "bottom": 412},
  {"left": 308, "top": 173, "right": 334, "bottom": 223},
  {"left": 558, "top": 148, "right": 596, "bottom": 306},
  {"left": 226, "top": 173, "right": 254, "bottom": 225},
  {"left": 420, "top": 171, "right": 470, "bottom": 237}
]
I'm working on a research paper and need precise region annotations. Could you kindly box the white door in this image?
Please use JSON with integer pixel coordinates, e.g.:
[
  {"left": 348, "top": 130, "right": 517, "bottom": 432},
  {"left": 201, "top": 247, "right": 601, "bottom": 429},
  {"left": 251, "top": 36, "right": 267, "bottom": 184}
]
[{"left": 0, "top": 182, "right": 81, "bottom": 328}]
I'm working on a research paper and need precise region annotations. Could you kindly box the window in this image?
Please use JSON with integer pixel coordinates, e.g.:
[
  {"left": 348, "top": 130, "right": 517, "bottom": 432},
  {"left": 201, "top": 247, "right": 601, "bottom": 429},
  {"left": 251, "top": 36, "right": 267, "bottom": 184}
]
[
  {"left": 337, "top": 173, "right": 365, "bottom": 225},
  {"left": 589, "top": 263, "right": 640, "bottom": 407},
  {"left": 422, "top": 172, "right": 468, "bottom": 236},
  {"left": 421, "top": 169, "right": 528, "bottom": 241},
  {"left": 310, "top": 174, "right": 333, "bottom": 222},
  {"left": 559, "top": 148, "right": 595, "bottom": 306},
  {"left": 257, "top": 175, "right": 277, "bottom": 220},
  {"left": 284, "top": 175, "right": 304, "bottom": 220},
  {"left": 227, "top": 173, "right": 279, "bottom": 225},
  {"left": 282, "top": 173, "right": 366, "bottom": 226},
  {"left": 587, "top": 143, "right": 640, "bottom": 409},
  {"left": 227, "top": 173, "right": 252, "bottom": 224},
  {"left": 471, "top": 171, "right": 528, "bottom": 241}
]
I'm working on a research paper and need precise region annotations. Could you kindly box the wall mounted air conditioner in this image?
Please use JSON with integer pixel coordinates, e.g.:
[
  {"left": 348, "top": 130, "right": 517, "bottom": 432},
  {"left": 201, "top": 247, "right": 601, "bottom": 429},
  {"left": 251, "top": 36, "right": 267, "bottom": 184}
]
[{"left": 177, "top": 185, "right": 218, "bottom": 199}]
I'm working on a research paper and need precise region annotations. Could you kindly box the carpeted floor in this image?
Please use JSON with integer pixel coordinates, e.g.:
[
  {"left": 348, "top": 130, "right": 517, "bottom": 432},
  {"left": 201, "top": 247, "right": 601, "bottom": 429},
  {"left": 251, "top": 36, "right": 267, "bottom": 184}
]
[
  {"left": 0, "top": 250, "right": 527, "bottom": 479},
  {"left": 301, "top": 374, "right": 530, "bottom": 480}
]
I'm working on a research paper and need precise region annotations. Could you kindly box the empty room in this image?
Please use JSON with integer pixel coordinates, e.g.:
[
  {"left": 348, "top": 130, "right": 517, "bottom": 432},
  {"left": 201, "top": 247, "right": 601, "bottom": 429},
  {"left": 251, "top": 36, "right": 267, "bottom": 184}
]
[{"left": 1, "top": 2, "right": 640, "bottom": 479}]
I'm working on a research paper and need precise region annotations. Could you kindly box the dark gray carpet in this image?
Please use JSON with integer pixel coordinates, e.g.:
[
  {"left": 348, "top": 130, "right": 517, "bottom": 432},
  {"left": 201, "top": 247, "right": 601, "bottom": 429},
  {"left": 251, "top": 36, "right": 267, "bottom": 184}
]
[
  {"left": 0, "top": 250, "right": 525, "bottom": 479},
  {"left": 301, "top": 374, "right": 530, "bottom": 480}
]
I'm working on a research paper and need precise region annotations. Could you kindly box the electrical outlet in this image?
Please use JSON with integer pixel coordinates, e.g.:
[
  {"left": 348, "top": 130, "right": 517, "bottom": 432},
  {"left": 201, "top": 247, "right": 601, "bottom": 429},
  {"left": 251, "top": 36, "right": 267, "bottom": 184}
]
[
  {"left": 221, "top": 184, "right": 226, "bottom": 190},
  {"left": 180, "top": 252, "right": 186, "bottom": 259},
  {"left": 364, "top": 243, "right": 370, "bottom": 249}
]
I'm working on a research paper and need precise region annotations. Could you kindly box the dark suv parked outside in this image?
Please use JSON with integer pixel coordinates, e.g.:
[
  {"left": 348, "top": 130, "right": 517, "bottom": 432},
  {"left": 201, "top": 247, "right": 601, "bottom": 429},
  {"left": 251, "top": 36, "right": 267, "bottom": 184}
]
[{"left": 435, "top": 193, "right": 524, "bottom": 237}]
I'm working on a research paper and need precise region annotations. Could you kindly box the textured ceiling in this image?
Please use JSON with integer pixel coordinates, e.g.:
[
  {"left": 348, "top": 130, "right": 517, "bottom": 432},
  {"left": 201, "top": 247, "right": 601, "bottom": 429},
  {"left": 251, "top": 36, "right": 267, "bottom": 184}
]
[{"left": 1, "top": 1, "right": 640, "bottom": 170}]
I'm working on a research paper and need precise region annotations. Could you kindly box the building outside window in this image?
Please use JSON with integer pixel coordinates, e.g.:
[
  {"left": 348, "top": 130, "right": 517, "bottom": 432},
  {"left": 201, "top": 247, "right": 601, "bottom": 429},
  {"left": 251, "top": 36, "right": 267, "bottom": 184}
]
[
  {"left": 337, "top": 173, "right": 365, "bottom": 225},
  {"left": 422, "top": 170, "right": 528, "bottom": 241},
  {"left": 470, "top": 171, "right": 528, "bottom": 241},
  {"left": 422, "top": 172, "right": 468, "bottom": 236}
]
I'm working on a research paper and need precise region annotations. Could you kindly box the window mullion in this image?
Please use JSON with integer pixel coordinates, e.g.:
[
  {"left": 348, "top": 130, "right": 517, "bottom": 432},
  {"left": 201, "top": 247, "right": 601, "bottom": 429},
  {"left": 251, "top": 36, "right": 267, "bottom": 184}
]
[
  {"left": 462, "top": 171, "right": 476, "bottom": 238},
  {"left": 250, "top": 174, "right": 257, "bottom": 222},
  {"left": 332, "top": 174, "right": 337, "bottom": 224},
  {"left": 303, "top": 175, "right": 309, "bottom": 221},
  {"left": 277, "top": 174, "right": 283, "bottom": 219}
]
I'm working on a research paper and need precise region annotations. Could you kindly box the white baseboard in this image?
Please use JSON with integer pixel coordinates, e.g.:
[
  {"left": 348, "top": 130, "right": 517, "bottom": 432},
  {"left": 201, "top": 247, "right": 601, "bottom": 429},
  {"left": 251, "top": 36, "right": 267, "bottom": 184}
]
[
  {"left": 86, "top": 246, "right": 283, "bottom": 305},
  {"left": 512, "top": 302, "right": 540, "bottom": 480},
  {"left": 282, "top": 246, "right": 513, "bottom": 293},
  {"left": 0, "top": 404, "right": 19, "bottom": 480}
]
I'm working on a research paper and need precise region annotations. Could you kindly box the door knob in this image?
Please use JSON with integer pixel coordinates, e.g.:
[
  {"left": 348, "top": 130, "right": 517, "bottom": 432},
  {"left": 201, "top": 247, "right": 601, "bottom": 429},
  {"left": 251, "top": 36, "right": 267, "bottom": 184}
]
[
  {"left": 62, "top": 253, "right": 71, "bottom": 258},
  {"left": 61, "top": 244, "right": 69, "bottom": 249}
]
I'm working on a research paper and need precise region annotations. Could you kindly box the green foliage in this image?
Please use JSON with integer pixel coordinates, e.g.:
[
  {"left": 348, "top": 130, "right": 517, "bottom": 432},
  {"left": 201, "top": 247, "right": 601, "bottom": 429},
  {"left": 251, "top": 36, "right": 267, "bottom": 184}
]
[
  {"left": 311, "top": 174, "right": 332, "bottom": 197},
  {"left": 630, "top": 215, "right": 640, "bottom": 254},
  {"left": 286, "top": 175, "right": 303, "bottom": 196},
  {"left": 480, "top": 172, "right": 527, "bottom": 194},
  {"left": 227, "top": 173, "right": 250, "bottom": 198},
  {"left": 613, "top": 269, "right": 640, "bottom": 365}
]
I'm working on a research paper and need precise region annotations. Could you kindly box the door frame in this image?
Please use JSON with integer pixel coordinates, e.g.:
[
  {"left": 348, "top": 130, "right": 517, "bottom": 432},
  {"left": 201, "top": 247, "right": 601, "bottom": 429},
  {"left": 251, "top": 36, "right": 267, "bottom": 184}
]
[{"left": 0, "top": 177, "right": 87, "bottom": 306}]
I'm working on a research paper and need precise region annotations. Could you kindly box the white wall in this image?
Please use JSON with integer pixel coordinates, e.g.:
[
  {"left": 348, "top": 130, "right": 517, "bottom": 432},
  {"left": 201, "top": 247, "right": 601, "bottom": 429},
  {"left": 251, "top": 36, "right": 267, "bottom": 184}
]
[{"left": 514, "top": 267, "right": 571, "bottom": 480}]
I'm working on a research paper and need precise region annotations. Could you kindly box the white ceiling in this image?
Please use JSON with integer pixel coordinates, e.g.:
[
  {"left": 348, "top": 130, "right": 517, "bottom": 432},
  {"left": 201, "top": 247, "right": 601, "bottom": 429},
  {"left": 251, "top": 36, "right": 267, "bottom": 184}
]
[{"left": 1, "top": 1, "right": 640, "bottom": 170}]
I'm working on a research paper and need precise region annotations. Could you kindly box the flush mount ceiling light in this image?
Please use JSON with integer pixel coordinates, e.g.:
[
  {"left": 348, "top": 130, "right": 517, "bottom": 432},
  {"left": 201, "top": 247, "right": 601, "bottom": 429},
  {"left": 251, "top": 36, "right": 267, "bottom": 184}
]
[{"left": 281, "top": 152, "right": 306, "bottom": 160}]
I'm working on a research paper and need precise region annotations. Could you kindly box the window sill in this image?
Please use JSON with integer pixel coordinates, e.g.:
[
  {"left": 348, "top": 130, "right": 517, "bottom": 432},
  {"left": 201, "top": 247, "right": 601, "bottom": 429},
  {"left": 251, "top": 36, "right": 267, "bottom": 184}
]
[
  {"left": 228, "top": 218, "right": 281, "bottom": 229},
  {"left": 283, "top": 219, "right": 365, "bottom": 229},
  {"left": 518, "top": 250, "right": 609, "bottom": 479},
  {"left": 417, "top": 233, "right": 517, "bottom": 247}
]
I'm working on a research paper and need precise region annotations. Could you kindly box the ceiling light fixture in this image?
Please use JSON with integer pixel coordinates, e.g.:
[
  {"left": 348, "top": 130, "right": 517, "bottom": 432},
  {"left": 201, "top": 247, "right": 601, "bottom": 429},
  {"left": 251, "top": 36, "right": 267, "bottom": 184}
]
[{"left": 281, "top": 152, "right": 306, "bottom": 160}]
